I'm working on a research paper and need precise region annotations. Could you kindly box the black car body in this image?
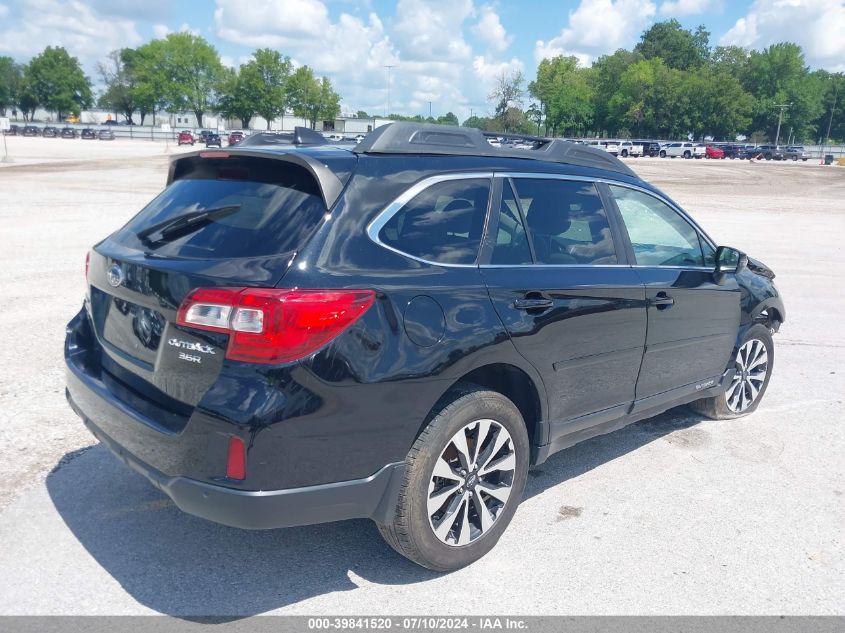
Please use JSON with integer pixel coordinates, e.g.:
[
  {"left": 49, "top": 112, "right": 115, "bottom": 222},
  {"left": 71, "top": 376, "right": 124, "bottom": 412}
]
[
  {"left": 66, "top": 124, "right": 784, "bottom": 570},
  {"left": 633, "top": 139, "right": 661, "bottom": 157},
  {"left": 22, "top": 125, "right": 39, "bottom": 137},
  {"left": 716, "top": 144, "right": 744, "bottom": 159},
  {"left": 204, "top": 133, "right": 222, "bottom": 148},
  {"left": 61, "top": 127, "right": 77, "bottom": 139},
  {"left": 81, "top": 128, "right": 97, "bottom": 139},
  {"left": 754, "top": 145, "right": 785, "bottom": 160},
  {"left": 42, "top": 126, "right": 58, "bottom": 138},
  {"left": 98, "top": 129, "right": 115, "bottom": 141},
  {"left": 4, "top": 124, "right": 19, "bottom": 136}
]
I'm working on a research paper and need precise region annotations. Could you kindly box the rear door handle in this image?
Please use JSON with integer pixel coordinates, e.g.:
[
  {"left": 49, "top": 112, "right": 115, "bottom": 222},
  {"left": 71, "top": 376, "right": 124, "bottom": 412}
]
[
  {"left": 649, "top": 292, "right": 675, "bottom": 310},
  {"left": 514, "top": 298, "right": 554, "bottom": 310}
]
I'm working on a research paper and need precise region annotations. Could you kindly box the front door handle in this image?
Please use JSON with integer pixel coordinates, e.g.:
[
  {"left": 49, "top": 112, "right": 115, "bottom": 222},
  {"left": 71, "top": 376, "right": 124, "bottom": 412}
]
[
  {"left": 650, "top": 292, "right": 675, "bottom": 310},
  {"left": 514, "top": 298, "right": 554, "bottom": 311}
]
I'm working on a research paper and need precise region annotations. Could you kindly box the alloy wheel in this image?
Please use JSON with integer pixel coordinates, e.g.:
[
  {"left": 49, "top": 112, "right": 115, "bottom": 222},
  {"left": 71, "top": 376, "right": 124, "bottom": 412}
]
[
  {"left": 427, "top": 419, "right": 516, "bottom": 547},
  {"left": 726, "top": 339, "right": 769, "bottom": 413}
]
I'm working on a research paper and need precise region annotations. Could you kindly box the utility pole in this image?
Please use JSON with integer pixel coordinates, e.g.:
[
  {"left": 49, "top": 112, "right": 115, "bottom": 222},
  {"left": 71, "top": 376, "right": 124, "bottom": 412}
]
[
  {"left": 428, "top": 101, "right": 432, "bottom": 119},
  {"left": 824, "top": 86, "right": 838, "bottom": 146},
  {"left": 384, "top": 65, "right": 395, "bottom": 118},
  {"left": 773, "top": 103, "right": 791, "bottom": 146}
]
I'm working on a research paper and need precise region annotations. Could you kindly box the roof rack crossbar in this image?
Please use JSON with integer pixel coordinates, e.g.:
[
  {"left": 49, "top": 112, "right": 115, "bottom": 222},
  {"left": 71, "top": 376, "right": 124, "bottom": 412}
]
[{"left": 354, "top": 123, "right": 636, "bottom": 177}]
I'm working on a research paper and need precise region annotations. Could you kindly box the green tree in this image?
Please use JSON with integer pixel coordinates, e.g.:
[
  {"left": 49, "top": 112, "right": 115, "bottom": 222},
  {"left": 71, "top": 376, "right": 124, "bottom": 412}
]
[
  {"left": 97, "top": 49, "right": 139, "bottom": 124},
  {"left": 216, "top": 67, "right": 255, "bottom": 129},
  {"left": 355, "top": 110, "right": 370, "bottom": 118},
  {"left": 131, "top": 40, "right": 171, "bottom": 125},
  {"left": 709, "top": 45, "right": 749, "bottom": 76},
  {"left": 488, "top": 69, "right": 525, "bottom": 132},
  {"left": 529, "top": 55, "right": 594, "bottom": 136},
  {"left": 436, "top": 111, "right": 459, "bottom": 126},
  {"left": 461, "top": 115, "right": 493, "bottom": 129},
  {"left": 635, "top": 19, "right": 706, "bottom": 70},
  {"left": 26, "top": 46, "right": 92, "bottom": 120},
  {"left": 0, "top": 56, "right": 23, "bottom": 117},
  {"left": 238, "top": 49, "right": 292, "bottom": 129},
  {"left": 154, "top": 33, "right": 224, "bottom": 127},
  {"left": 590, "top": 49, "right": 642, "bottom": 134},
  {"left": 288, "top": 67, "right": 340, "bottom": 129}
]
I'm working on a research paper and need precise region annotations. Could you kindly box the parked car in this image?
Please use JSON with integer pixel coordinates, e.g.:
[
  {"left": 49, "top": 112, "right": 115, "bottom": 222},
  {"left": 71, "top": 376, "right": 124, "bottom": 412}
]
[
  {"left": 784, "top": 145, "right": 809, "bottom": 161},
  {"left": 354, "top": 134, "right": 367, "bottom": 142},
  {"left": 204, "top": 132, "right": 222, "bottom": 148},
  {"left": 60, "top": 127, "right": 77, "bottom": 139},
  {"left": 754, "top": 145, "right": 785, "bottom": 161},
  {"left": 81, "top": 128, "right": 97, "bottom": 140},
  {"left": 103, "top": 120, "right": 118, "bottom": 126},
  {"left": 633, "top": 139, "right": 661, "bottom": 157},
  {"left": 587, "top": 139, "right": 619, "bottom": 155},
  {"left": 98, "top": 129, "right": 115, "bottom": 140},
  {"left": 197, "top": 129, "right": 214, "bottom": 143},
  {"left": 660, "top": 142, "right": 705, "bottom": 159},
  {"left": 704, "top": 145, "right": 725, "bottom": 159},
  {"left": 617, "top": 141, "right": 642, "bottom": 158},
  {"left": 177, "top": 130, "right": 195, "bottom": 146},
  {"left": 227, "top": 131, "right": 244, "bottom": 146},
  {"left": 42, "top": 126, "right": 58, "bottom": 138},
  {"left": 66, "top": 123, "right": 784, "bottom": 571},
  {"left": 22, "top": 125, "right": 39, "bottom": 137},
  {"left": 4, "top": 124, "right": 20, "bottom": 136},
  {"left": 715, "top": 144, "right": 744, "bottom": 159}
]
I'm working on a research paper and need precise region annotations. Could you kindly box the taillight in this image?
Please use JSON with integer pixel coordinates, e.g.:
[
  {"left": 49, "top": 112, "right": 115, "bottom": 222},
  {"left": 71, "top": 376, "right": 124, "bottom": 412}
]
[{"left": 176, "top": 287, "right": 376, "bottom": 364}]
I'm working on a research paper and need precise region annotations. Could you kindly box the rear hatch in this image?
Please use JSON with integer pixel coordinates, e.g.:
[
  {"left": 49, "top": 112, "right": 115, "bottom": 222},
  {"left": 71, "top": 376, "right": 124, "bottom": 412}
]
[{"left": 85, "top": 150, "right": 354, "bottom": 422}]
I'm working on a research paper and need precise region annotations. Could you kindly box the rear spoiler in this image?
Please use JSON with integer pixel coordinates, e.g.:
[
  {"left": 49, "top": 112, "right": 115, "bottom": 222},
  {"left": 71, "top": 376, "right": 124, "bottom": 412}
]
[{"left": 166, "top": 149, "right": 345, "bottom": 210}]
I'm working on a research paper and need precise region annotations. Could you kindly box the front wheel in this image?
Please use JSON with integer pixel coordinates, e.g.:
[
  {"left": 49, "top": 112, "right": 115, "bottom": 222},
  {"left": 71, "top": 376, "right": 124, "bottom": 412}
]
[
  {"left": 621, "top": 150, "right": 628, "bottom": 158},
  {"left": 690, "top": 324, "right": 774, "bottom": 420},
  {"left": 659, "top": 150, "right": 666, "bottom": 158},
  {"left": 377, "top": 386, "right": 529, "bottom": 571},
  {"left": 684, "top": 150, "right": 691, "bottom": 159}
]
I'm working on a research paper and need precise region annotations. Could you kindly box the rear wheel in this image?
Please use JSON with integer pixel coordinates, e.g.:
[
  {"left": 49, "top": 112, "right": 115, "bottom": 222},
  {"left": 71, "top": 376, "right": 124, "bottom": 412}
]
[
  {"left": 659, "top": 150, "right": 666, "bottom": 158},
  {"left": 377, "top": 386, "right": 529, "bottom": 571},
  {"left": 684, "top": 150, "right": 691, "bottom": 159},
  {"left": 621, "top": 149, "right": 628, "bottom": 158},
  {"left": 690, "top": 324, "right": 774, "bottom": 420}
]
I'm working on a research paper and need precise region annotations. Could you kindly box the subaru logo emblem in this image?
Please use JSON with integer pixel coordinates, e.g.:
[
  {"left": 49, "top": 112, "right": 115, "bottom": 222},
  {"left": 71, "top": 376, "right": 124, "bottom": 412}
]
[{"left": 107, "top": 263, "right": 124, "bottom": 288}]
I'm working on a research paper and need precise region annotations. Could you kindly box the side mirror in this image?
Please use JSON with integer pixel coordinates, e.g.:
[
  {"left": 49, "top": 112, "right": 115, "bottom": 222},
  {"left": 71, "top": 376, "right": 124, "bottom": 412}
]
[{"left": 715, "top": 245, "right": 748, "bottom": 275}]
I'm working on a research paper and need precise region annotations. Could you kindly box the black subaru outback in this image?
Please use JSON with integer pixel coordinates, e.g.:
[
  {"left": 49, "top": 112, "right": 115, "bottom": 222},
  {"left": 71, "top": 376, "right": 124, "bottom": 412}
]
[{"left": 66, "top": 123, "right": 784, "bottom": 571}]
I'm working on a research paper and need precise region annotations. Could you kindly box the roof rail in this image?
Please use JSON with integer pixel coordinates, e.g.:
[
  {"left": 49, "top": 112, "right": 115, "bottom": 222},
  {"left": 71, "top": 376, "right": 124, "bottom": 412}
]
[{"left": 353, "top": 122, "right": 636, "bottom": 177}]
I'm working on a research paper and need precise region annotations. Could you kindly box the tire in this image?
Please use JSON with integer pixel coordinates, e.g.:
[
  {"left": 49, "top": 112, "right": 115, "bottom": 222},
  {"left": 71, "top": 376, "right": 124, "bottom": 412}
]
[
  {"left": 659, "top": 150, "right": 666, "bottom": 158},
  {"left": 377, "top": 385, "right": 530, "bottom": 571},
  {"left": 621, "top": 150, "right": 628, "bottom": 158},
  {"left": 792, "top": 155, "right": 798, "bottom": 161},
  {"left": 690, "top": 324, "right": 774, "bottom": 420},
  {"left": 684, "top": 151, "right": 691, "bottom": 159},
  {"left": 765, "top": 153, "right": 772, "bottom": 160}
]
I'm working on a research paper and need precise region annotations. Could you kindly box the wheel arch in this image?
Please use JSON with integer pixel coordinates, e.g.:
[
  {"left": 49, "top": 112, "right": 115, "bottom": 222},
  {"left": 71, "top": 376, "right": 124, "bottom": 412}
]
[{"left": 419, "top": 363, "right": 547, "bottom": 455}]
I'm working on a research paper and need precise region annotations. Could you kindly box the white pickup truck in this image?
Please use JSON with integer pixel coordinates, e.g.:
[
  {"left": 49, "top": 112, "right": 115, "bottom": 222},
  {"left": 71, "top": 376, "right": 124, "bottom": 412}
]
[
  {"left": 617, "top": 141, "right": 642, "bottom": 158},
  {"left": 660, "top": 142, "right": 706, "bottom": 159},
  {"left": 587, "top": 140, "right": 619, "bottom": 156}
]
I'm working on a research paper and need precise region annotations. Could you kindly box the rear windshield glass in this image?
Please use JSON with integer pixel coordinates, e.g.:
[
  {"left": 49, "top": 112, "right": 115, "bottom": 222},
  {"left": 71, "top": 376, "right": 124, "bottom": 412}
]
[{"left": 112, "top": 157, "right": 326, "bottom": 259}]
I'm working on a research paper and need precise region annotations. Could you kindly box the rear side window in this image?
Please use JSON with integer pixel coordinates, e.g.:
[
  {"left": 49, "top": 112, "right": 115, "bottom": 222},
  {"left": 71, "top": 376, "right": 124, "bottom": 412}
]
[
  {"left": 378, "top": 178, "right": 490, "bottom": 265},
  {"left": 512, "top": 178, "right": 617, "bottom": 265},
  {"left": 113, "top": 157, "right": 327, "bottom": 259}
]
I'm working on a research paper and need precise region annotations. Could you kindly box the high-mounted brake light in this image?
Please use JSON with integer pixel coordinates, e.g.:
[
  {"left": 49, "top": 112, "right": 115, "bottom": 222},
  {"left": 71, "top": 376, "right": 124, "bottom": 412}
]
[{"left": 176, "top": 287, "right": 376, "bottom": 364}]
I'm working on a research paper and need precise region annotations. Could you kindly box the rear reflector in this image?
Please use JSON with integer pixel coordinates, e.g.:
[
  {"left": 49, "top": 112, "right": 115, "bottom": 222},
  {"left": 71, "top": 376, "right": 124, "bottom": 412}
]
[
  {"left": 226, "top": 436, "right": 246, "bottom": 480},
  {"left": 176, "top": 287, "right": 376, "bottom": 364}
]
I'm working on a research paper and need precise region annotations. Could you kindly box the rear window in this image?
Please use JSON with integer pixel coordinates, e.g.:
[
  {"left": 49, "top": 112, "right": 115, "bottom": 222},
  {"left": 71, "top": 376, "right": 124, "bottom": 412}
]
[{"left": 112, "top": 156, "right": 327, "bottom": 259}]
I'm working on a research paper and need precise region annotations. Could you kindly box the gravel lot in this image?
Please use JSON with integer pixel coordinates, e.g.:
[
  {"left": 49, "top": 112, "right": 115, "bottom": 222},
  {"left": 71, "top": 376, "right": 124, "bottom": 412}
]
[{"left": 0, "top": 136, "right": 842, "bottom": 616}]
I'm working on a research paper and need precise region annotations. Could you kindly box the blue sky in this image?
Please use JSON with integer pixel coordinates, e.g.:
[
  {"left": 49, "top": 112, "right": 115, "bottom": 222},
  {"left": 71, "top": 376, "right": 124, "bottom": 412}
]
[{"left": 1, "top": 0, "right": 843, "bottom": 121}]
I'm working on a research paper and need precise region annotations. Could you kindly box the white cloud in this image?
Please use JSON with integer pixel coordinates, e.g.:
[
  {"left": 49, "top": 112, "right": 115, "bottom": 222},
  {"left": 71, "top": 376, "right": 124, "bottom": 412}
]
[
  {"left": 535, "top": 0, "right": 657, "bottom": 65},
  {"left": 152, "top": 23, "right": 169, "bottom": 39},
  {"left": 0, "top": 4, "right": 9, "bottom": 19},
  {"left": 213, "top": 0, "right": 495, "bottom": 119},
  {"left": 0, "top": 0, "right": 142, "bottom": 63},
  {"left": 721, "top": 0, "right": 845, "bottom": 71},
  {"left": 659, "top": 0, "right": 719, "bottom": 16},
  {"left": 471, "top": 5, "right": 513, "bottom": 53}
]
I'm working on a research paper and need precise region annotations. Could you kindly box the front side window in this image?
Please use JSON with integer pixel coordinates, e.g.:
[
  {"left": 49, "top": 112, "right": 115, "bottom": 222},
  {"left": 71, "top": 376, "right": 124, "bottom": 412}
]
[
  {"left": 609, "top": 185, "right": 706, "bottom": 267},
  {"left": 512, "top": 178, "right": 617, "bottom": 265},
  {"left": 378, "top": 178, "right": 490, "bottom": 265},
  {"left": 490, "top": 181, "right": 532, "bottom": 265}
]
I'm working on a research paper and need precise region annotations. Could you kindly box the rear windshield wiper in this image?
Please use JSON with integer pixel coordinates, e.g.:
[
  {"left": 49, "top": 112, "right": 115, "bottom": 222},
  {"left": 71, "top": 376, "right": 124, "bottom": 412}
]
[{"left": 137, "top": 204, "right": 242, "bottom": 247}]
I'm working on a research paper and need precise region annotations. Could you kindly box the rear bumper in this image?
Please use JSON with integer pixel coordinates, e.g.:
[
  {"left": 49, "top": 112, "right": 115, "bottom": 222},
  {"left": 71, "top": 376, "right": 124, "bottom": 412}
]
[{"left": 68, "top": 385, "right": 404, "bottom": 529}]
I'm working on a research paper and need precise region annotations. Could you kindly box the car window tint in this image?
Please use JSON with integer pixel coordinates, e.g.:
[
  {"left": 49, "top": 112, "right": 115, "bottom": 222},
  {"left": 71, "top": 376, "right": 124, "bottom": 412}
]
[
  {"left": 609, "top": 185, "right": 705, "bottom": 267},
  {"left": 379, "top": 178, "right": 490, "bottom": 265},
  {"left": 490, "top": 181, "right": 532, "bottom": 265},
  {"left": 511, "top": 179, "right": 617, "bottom": 265}
]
